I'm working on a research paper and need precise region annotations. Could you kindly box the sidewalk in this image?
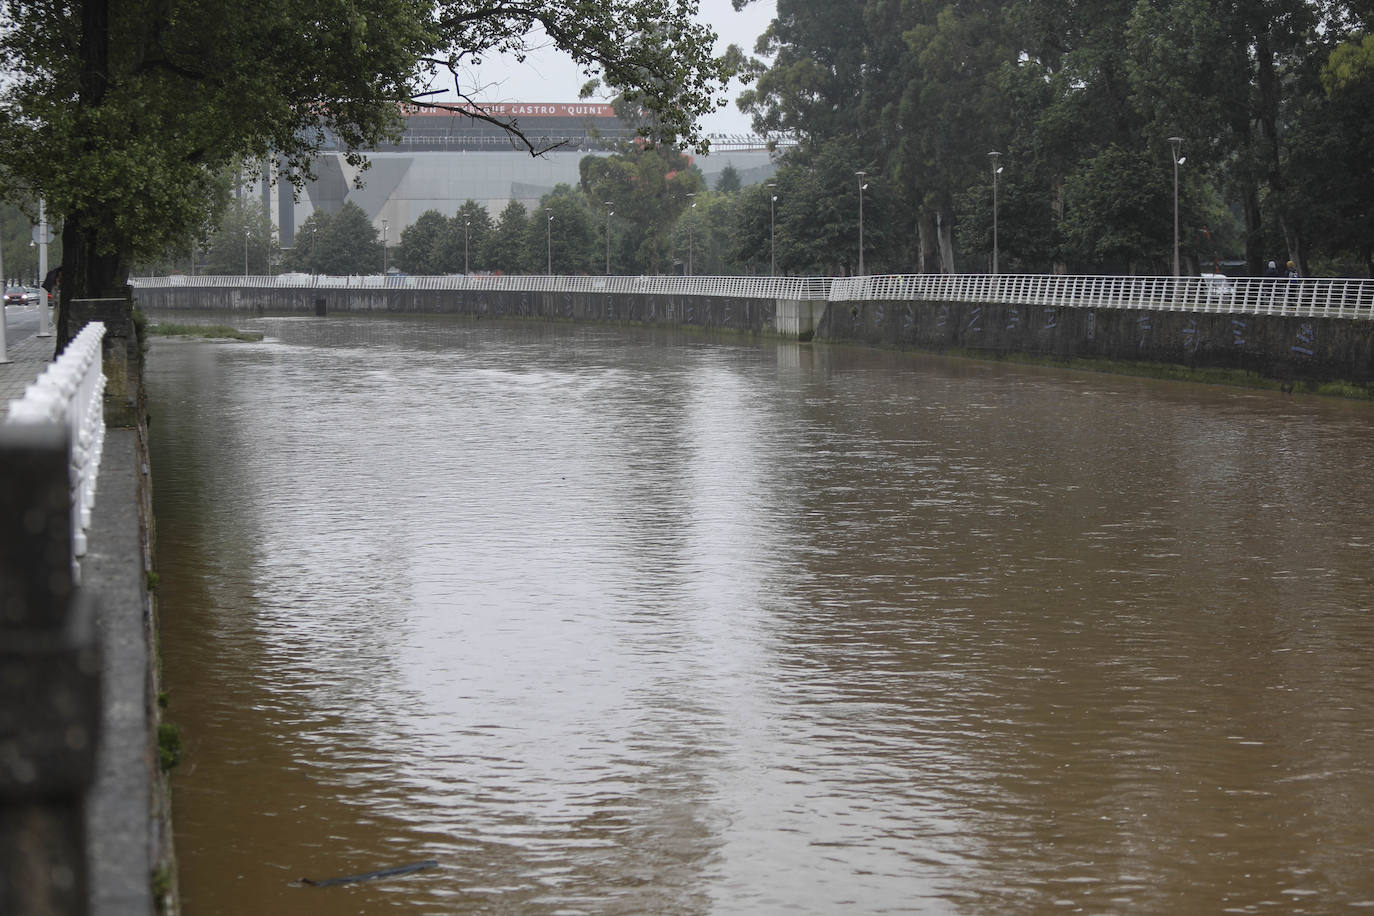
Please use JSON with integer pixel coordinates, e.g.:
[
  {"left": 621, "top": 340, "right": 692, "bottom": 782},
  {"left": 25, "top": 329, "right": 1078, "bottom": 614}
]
[{"left": 0, "top": 334, "right": 56, "bottom": 413}]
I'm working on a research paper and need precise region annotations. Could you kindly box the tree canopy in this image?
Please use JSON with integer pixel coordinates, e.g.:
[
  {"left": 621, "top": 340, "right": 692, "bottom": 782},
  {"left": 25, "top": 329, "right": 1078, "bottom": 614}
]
[
  {"left": 0, "top": 0, "right": 738, "bottom": 343},
  {"left": 739, "top": 0, "right": 1374, "bottom": 277}
]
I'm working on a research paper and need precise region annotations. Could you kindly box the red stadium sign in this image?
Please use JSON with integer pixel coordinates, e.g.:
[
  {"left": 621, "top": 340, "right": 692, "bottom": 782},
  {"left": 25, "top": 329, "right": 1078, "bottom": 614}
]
[{"left": 400, "top": 102, "right": 617, "bottom": 119}]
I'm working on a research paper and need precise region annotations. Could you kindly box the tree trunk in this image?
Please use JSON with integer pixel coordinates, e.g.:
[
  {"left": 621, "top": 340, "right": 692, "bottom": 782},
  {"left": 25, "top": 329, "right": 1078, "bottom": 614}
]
[
  {"left": 1242, "top": 180, "right": 1265, "bottom": 276},
  {"left": 55, "top": 221, "right": 128, "bottom": 352},
  {"left": 1052, "top": 176, "right": 1067, "bottom": 275},
  {"left": 917, "top": 209, "right": 939, "bottom": 273},
  {"left": 935, "top": 201, "right": 956, "bottom": 274},
  {"left": 57, "top": 0, "right": 130, "bottom": 351}
]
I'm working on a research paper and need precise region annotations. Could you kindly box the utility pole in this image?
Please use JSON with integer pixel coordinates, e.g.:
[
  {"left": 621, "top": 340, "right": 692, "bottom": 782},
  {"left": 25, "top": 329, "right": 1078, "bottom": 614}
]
[
  {"left": 856, "top": 171, "right": 867, "bottom": 276},
  {"left": 37, "top": 198, "right": 51, "bottom": 336},
  {"left": 1169, "top": 137, "right": 1184, "bottom": 278}
]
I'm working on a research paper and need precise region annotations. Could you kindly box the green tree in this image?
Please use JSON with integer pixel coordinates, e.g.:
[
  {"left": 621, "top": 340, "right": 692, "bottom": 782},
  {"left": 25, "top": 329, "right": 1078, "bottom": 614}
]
[
  {"left": 1060, "top": 145, "right": 1173, "bottom": 273},
  {"left": 581, "top": 142, "right": 705, "bottom": 273},
  {"left": 201, "top": 195, "right": 276, "bottom": 275},
  {"left": 436, "top": 202, "right": 494, "bottom": 274},
  {"left": 671, "top": 191, "right": 737, "bottom": 275},
  {"left": 398, "top": 210, "right": 449, "bottom": 275},
  {"left": 281, "top": 210, "right": 335, "bottom": 275},
  {"left": 715, "top": 165, "right": 742, "bottom": 193},
  {"left": 1, "top": 201, "right": 62, "bottom": 286},
  {"left": 0, "top": 0, "right": 736, "bottom": 346},
  {"left": 1123, "top": 0, "right": 1335, "bottom": 273},
  {"left": 525, "top": 186, "right": 596, "bottom": 275},
  {"left": 484, "top": 201, "right": 531, "bottom": 275},
  {"left": 315, "top": 203, "right": 383, "bottom": 275},
  {"left": 1288, "top": 40, "right": 1374, "bottom": 274}
]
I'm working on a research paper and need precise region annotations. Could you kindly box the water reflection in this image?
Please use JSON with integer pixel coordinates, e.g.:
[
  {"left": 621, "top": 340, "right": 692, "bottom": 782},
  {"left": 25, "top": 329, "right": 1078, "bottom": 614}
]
[{"left": 149, "top": 315, "right": 1374, "bottom": 914}]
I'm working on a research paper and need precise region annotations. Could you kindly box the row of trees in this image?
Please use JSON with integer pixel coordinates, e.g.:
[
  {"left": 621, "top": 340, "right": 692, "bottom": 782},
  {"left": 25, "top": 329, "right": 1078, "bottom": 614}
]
[
  {"left": 153, "top": 144, "right": 785, "bottom": 278},
  {"left": 153, "top": 0, "right": 1374, "bottom": 282},
  {"left": 0, "top": 0, "right": 736, "bottom": 346},
  {"left": 731, "top": 0, "right": 1374, "bottom": 277},
  {"left": 26, "top": 0, "right": 1372, "bottom": 300},
  {"left": 0, "top": 202, "right": 60, "bottom": 286}
]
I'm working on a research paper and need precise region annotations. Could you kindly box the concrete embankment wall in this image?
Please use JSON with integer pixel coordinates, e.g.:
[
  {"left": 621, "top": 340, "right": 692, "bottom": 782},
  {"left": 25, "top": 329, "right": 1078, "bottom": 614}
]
[
  {"left": 134, "top": 286, "right": 782, "bottom": 334},
  {"left": 823, "top": 297, "right": 1374, "bottom": 384},
  {"left": 133, "top": 285, "right": 1374, "bottom": 385}
]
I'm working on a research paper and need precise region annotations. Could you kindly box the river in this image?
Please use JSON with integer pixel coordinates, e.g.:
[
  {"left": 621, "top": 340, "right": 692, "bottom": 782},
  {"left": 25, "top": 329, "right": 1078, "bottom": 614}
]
[{"left": 146, "top": 314, "right": 1374, "bottom": 914}]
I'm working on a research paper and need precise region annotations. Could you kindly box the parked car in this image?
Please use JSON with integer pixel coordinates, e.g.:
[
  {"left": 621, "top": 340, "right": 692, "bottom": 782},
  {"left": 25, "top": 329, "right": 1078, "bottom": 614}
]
[
  {"left": 4, "top": 286, "right": 39, "bottom": 306},
  {"left": 1200, "top": 273, "right": 1234, "bottom": 301}
]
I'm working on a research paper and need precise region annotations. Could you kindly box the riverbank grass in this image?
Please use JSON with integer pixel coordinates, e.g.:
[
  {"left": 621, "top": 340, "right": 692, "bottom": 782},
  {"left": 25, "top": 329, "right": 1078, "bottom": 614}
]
[
  {"left": 148, "top": 322, "right": 263, "bottom": 342},
  {"left": 953, "top": 349, "right": 1374, "bottom": 400}
]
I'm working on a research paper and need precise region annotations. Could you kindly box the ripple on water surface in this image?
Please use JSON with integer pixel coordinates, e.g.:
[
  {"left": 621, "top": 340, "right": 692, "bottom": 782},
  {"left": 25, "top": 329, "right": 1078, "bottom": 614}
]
[{"left": 149, "top": 319, "right": 1374, "bottom": 915}]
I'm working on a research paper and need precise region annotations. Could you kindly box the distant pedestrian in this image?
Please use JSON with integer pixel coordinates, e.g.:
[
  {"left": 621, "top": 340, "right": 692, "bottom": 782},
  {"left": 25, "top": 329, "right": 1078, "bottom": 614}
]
[
  {"left": 1264, "top": 260, "right": 1280, "bottom": 278},
  {"left": 41, "top": 265, "right": 61, "bottom": 298},
  {"left": 1287, "top": 260, "right": 1300, "bottom": 280}
]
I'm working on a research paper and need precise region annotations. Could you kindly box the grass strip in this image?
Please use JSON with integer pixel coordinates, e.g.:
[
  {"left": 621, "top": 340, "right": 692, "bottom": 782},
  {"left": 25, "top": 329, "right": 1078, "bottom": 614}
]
[{"left": 148, "top": 322, "right": 263, "bottom": 341}]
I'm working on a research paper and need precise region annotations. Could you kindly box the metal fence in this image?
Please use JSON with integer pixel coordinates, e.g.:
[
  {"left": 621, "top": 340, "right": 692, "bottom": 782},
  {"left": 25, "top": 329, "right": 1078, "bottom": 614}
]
[
  {"left": 4, "top": 321, "right": 107, "bottom": 579},
  {"left": 132, "top": 273, "right": 835, "bottom": 300},
  {"left": 130, "top": 273, "right": 1374, "bottom": 320},
  {"left": 830, "top": 274, "right": 1374, "bottom": 320}
]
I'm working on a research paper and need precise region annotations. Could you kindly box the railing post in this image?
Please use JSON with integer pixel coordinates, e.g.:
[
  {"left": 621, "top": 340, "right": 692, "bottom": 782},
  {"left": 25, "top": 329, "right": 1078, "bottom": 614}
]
[{"left": 0, "top": 418, "right": 102, "bottom": 916}]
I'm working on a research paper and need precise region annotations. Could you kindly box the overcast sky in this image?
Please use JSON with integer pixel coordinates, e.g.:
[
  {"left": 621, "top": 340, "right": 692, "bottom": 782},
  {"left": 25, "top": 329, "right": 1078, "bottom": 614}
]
[{"left": 453, "top": 0, "right": 777, "bottom": 137}]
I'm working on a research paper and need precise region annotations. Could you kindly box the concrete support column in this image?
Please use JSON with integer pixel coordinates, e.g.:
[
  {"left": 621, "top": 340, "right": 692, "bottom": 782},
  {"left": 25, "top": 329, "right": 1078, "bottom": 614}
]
[{"left": 775, "top": 299, "right": 827, "bottom": 341}]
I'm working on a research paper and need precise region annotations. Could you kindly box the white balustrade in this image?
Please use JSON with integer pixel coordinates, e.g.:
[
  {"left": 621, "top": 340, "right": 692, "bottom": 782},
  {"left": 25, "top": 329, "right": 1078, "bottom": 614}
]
[
  {"left": 5, "top": 321, "right": 107, "bottom": 579},
  {"left": 129, "top": 273, "right": 1374, "bottom": 320}
]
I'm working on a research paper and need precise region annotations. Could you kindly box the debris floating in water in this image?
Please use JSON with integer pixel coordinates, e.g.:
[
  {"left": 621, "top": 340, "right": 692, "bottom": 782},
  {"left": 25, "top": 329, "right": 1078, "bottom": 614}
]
[{"left": 300, "top": 859, "right": 439, "bottom": 887}]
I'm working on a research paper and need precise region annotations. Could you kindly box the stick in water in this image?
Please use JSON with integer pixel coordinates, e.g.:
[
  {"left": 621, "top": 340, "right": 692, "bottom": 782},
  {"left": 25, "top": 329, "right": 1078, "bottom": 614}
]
[{"left": 300, "top": 859, "right": 439, "bottom": 887}]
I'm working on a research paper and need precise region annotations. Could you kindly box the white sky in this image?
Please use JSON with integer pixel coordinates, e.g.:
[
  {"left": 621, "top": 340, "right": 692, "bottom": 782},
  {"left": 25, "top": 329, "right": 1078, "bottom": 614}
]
[{"left": 452, "top": 0, "right": 777, "bottom": 137}]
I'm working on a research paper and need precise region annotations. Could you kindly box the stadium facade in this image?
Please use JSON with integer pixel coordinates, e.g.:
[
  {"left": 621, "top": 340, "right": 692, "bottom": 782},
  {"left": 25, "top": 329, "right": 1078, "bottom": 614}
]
[{"left": 260, "top": 103, "right": 780, "bottom": 249}]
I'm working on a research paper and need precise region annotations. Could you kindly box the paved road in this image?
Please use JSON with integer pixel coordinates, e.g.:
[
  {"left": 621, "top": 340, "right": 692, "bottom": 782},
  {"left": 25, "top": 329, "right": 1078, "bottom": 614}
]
[{"left": 2, "top": 302, "right": 50, "bottom": 346}]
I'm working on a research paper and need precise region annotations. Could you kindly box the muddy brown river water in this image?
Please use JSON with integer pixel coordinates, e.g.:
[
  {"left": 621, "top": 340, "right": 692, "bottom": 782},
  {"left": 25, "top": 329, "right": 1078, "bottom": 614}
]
[{"left": 147, "top": 315, "right": 1374, "bottom": 914}]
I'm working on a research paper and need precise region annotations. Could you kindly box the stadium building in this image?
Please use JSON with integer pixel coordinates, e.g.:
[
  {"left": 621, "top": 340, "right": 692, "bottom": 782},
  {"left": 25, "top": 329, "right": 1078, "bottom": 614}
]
[{"left": 261, "top": 103, "right": 781, "bottom": 249}]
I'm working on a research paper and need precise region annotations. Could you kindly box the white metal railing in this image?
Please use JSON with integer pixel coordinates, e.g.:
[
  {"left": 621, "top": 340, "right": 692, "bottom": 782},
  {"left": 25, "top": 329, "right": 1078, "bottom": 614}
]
[
  {"left": 829, "top": 274, "right": 1374, "bottom": 320},
  {"left": 129, "top": 273, "right": 1374, "bottom": 320},
  {"left": 131, "top": 273, "right": 835, "bottom": 300},
  {"left": 5, "top": 321, "right": 107, "bottom": 577}
]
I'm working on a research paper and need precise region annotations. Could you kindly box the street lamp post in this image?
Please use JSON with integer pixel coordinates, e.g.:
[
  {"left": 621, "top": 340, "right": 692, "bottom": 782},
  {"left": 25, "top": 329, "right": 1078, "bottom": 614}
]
[
  {"left": 381, "top": 218, "right": 389, "bottom": 274},
  {"left": 36, "top": 199, "right": 51, "bottom": 337},
  {"left": 855, "top": 171, "right": 868, "bottom": 276},
  {"left": 605, "top": 202, "right": 614, "bottom": 275},
  {"left": 243, "top": 226, "right": 249, "bottom": 276},
  {"left": 988, "top": 151, "right": 1002, "bottom": 275},
  {"left": 1169, "top": 136, "right": 1184, "bottom": 278},
  {"left": 464, "top": 219, "right": 470, "bottom": 274},
  {"left": 686, "top": 193, "right": 696, "bottom": 277},
  {"left": 768, "top": 183, "right": 777, "bottom": 276},
  {"left": 546, "top": 211, "right": 554, "bottom": 276}
]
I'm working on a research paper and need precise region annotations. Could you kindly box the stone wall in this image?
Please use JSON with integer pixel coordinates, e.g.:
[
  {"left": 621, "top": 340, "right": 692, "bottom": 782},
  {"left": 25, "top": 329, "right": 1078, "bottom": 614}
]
[
  {"left": 133, "top": 285, "right": 1374, "bottom": 385},
  {"left": 133, "top": 286, "right": 779, "bottom": 335}
]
